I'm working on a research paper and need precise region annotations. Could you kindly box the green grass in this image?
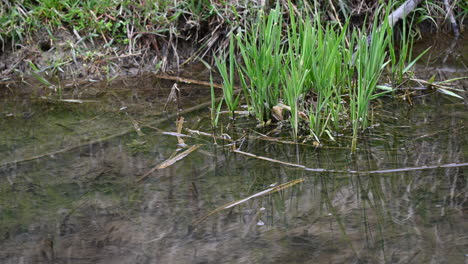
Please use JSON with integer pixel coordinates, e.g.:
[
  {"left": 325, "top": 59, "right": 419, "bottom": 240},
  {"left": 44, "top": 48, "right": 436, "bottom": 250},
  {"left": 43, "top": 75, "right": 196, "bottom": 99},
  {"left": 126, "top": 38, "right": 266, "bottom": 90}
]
[
  {"left": 1, "top": 0, "right": 462, "bottom": 54},
  {"left": 0, "top": 0, "right": 231, "bottom": 54}
]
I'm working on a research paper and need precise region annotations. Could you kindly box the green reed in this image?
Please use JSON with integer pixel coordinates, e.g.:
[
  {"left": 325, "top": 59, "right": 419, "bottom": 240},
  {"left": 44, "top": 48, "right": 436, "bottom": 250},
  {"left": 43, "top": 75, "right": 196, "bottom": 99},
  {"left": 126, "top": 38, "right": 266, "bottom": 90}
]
[
  {"left": 279, "top": 5, "right": 300, "bottom": 137},
  {"left": 349, "top": 14, "right": 391, "bottom": 151},
  {"left": 236, "top": 6, "right": 283, "bottom": 122},
  {"left": 210, "top": 74, "right": 223, "bottom": 127},
  {"left": 304, "top": 19, "right": 350, "bottom": 141},
  {"left": 282, "top": 42, "right": 308, "bottom": 137},
  {"left": 214, "top": 35, "right": 240, "bottom": 116}
]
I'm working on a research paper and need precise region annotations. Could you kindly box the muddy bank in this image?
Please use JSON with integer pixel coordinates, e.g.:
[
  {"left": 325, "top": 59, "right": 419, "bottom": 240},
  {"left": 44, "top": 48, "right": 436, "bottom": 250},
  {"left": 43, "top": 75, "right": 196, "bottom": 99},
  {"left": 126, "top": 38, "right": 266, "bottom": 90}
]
[
  {"left": 1, "top": 28, "right": 464, "bottom": 84},
  {"left": 0, "top": 28, "right": 199, "bottom": 83}
]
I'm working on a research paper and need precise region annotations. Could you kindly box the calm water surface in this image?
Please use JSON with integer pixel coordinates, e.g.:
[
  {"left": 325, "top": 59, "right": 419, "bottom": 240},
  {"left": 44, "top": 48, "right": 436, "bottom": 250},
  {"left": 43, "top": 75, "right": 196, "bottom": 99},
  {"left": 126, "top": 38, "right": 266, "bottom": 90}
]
[{"left": 0, "top": 36, "right": 467, "bottom": 264}]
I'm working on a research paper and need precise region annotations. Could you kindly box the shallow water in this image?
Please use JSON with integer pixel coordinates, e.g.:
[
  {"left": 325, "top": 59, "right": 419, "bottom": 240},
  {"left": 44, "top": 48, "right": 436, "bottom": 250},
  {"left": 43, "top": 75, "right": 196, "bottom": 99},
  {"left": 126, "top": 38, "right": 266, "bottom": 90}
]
[{"left": 0, "top": 36, "right": 467, "bottom": 264}]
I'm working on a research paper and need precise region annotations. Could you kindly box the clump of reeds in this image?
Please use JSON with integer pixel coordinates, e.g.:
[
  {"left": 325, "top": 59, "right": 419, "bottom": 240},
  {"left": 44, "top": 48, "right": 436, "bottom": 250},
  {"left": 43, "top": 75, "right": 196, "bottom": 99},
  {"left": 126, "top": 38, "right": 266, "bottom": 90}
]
[{"left": 213, "top": 3, "right": 425, "bottom": 151}]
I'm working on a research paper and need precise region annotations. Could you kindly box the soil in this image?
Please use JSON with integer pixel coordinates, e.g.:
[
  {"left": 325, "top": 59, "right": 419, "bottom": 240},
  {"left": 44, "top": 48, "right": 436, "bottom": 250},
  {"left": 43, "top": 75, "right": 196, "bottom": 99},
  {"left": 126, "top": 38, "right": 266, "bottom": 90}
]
[{"left": 0, "top": 27, "right": 199, "bottom": 84}]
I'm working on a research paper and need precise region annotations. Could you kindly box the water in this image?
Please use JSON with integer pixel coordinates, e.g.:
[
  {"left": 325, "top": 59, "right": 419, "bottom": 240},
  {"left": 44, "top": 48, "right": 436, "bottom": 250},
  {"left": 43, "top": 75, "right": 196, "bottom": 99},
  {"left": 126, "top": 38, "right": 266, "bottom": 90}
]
[{"left": 0, "top": 36, "right": 467, "bottom": 264}]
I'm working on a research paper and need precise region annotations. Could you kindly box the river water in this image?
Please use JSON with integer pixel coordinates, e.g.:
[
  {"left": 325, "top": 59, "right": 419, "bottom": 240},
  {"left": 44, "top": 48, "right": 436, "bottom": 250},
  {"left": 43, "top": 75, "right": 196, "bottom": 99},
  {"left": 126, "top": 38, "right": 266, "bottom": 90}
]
[{"left": 0, "top": 35, "right": 467, "bottom": 264}]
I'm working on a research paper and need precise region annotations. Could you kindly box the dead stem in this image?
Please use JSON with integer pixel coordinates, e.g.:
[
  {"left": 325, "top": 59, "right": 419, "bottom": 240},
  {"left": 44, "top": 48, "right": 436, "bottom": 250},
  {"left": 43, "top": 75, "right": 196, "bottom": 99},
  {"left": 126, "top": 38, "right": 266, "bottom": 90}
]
[
  {"left": 233, "top": 148, "right": 468, "bottom": 174},
  {"left": 164, "top": 83, "right": 180, "bottom": 111},
  {"left": 443, "top": 0, "right": 460, "bottom": 38},
  {"left": 154, "top": 73, "right": 233, "bottom": 90},
  {"left": 136, "top": 144, "right": 202, "bottom": 183},
  {"left": 184, "top": 128, "right": 234, "bottom": 142},
  {"left": 176, "top": 116, "right": 186, "bottom": 146},
  {"left": 410, "top": 78, "right": 466, "bottom": 92}
]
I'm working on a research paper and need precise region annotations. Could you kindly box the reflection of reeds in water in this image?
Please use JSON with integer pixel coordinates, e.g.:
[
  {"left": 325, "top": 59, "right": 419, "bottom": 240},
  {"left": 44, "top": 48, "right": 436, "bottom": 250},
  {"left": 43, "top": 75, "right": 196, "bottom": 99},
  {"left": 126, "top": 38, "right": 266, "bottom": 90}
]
[
  {"left": 191, "top": 178, "right": 304, "bottom": 228},
  {"left": 196, "top": 111, "right": 467, "bottom": 262}
]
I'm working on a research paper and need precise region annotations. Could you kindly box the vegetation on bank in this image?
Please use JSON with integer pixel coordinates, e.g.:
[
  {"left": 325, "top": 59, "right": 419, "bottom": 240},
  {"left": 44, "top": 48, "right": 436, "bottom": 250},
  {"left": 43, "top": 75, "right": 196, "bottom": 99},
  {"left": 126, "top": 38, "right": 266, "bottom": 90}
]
[
  {"left": 0, "top": 0, "right": 466, "bottom": 150},
  {"left": 0, "top": 1, "right": 465, "bottom": 62}
]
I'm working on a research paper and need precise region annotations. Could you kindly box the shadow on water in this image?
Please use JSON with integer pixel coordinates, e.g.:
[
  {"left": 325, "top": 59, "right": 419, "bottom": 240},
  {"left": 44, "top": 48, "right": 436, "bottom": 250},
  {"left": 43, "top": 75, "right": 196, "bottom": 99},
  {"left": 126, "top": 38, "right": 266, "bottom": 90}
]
[{"left": 0, "top": 36, "right": 467, "bottom": 264}]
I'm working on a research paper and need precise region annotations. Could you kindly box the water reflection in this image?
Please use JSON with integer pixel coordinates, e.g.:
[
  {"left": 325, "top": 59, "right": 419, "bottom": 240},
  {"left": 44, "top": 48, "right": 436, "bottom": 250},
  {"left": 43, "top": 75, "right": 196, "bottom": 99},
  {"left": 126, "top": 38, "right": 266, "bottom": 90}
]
[{"left": 0, "top": 37, "right": 467, "bottom": 264}]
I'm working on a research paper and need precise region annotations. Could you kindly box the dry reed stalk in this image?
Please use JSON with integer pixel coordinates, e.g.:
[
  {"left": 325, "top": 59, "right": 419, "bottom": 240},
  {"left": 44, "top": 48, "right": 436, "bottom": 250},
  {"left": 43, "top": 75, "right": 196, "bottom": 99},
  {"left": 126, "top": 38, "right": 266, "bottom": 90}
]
[{"left": 136, "top": 144, "right": 202, "bottom": 183}]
